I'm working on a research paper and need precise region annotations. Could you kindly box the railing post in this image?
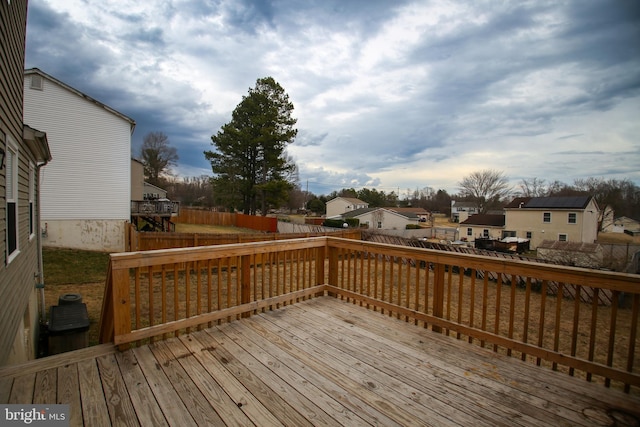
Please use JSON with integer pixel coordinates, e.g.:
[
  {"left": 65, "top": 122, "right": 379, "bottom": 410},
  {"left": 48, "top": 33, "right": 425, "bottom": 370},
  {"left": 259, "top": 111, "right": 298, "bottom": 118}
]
[
  {"left": 112, "top": 267, "right": 132, "bottom": 349},
  {"left": 241, "top": 254, "right": 252, "bottom": 317},
  {"left": 98, "top": 261, "right": 114, "bottom": 343},
  {"left": 316, "top": 244, "right": 326, "bottom": 287},
  {"left": 327, "top": 244, "right": 339, "bottom": 297},
  {"left": 432, "top": 263, "right": 445, "bottom": 333},
  {"left": 125, "top": 224, "right": 131, "bottom": 252},
  {"left": 129, "top": 223, "right": 138, "bottom": 252}
]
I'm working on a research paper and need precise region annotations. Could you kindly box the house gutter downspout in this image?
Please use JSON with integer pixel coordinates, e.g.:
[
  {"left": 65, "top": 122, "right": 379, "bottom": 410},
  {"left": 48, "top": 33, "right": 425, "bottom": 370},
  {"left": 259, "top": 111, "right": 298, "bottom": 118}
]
[
  {"left": 35, "top": 160, "right": 49, "bottom": 324},
  {"left": 24, "top": 125, "right": 52, "bottom": 328}
]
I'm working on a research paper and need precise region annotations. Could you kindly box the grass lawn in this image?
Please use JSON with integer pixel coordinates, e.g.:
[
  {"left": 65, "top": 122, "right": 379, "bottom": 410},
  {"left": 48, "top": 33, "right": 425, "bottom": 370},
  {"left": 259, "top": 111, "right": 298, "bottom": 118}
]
[{"left": 597, "top": 232, "right": 640, "bottom": 244}]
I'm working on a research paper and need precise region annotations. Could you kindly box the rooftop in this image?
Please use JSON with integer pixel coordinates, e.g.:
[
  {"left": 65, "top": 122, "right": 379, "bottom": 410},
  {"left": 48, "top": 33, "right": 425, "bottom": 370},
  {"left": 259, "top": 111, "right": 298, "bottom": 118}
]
[
  {"left": 504, "top": 196, "right": 593, "bottom": 210},
  {"left": 459, "top": 213, "right": 506, "bottom": 227}
]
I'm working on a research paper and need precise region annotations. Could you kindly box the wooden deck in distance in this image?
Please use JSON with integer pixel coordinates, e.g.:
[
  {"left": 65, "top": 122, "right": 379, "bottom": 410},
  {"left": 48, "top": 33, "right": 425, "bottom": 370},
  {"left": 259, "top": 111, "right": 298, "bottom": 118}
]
[{"left": 1, "top": 296, "right": 639, "bottom": 426}]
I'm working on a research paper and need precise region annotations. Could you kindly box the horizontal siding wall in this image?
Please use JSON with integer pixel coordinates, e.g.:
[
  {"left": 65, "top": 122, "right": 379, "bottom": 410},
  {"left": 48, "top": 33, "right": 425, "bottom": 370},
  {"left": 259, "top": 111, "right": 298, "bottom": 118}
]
[
  {"left": 0, "top": 0, "right": 40, "bottom": 365},
  {"left": 3, "top": 117, "right": 42, "bottom": 365},
  {"left": 23, "top": 75, "right": 131, "bottom": 220}
]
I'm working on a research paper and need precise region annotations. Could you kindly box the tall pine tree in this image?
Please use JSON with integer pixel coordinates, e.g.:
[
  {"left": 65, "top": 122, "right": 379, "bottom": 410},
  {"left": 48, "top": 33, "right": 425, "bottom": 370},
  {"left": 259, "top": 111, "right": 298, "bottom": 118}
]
[{"left": 205, "top": 77, "right": 298, "bottom": 215}]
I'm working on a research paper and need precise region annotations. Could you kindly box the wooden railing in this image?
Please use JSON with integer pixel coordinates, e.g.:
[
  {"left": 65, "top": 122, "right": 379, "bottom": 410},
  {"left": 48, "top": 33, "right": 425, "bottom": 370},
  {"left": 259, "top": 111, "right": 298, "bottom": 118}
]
[
  {"left": 100, "top": 238, "right": 327, "bottom": 345},
  {"left": 125, "top": 222, "right": 361, "bottom": 251},
  {"left": 131, "top": 200, "right": 180, "bottom": 216},
  {"left": 99, "top": 237, "right": 640, "bottom": 393}
]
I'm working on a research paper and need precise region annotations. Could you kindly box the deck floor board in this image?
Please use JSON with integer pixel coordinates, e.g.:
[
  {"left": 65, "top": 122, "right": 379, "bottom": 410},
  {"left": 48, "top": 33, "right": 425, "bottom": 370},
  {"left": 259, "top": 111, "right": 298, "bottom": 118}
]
[
  {"left": 311, "top": 297, "right": 640, "bottom": 419},
  {"left": 259, "top": 301, "right": 527, "bottom": 426},
  {"left": 299, "top": 298, "right": 585, "bottom": 426},
  {"left": 1, "top": 296, "right": 638, "bottom": 426}
]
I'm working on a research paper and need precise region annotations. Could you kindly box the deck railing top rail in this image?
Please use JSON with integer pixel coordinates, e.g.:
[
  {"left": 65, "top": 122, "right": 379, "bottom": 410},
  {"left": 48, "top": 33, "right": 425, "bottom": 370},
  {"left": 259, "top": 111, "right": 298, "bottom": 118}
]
[
  {"left": 111, "top": 236, "right": 328, "bottom": 269},
  {"left": 327, "top": 237, "right": 640, "bottom": 292}
]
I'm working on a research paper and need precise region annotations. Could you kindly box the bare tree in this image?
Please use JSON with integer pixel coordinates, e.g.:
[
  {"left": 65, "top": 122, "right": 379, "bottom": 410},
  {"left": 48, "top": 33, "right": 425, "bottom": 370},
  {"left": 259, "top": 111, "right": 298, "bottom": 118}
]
[
  {"left": 518, "top": 178, "right": 548, "bottom": 197},
  {"left": 140, "top": 131, "right": 178, "bottom": 187},
  {"left": 458, "top": 169, "right": 511, "bottom": 213}
]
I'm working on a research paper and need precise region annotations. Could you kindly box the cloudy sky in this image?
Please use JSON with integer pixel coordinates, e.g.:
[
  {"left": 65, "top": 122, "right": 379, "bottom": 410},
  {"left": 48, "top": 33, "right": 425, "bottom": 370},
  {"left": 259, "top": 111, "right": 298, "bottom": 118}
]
[{"left": 25, "top": 0, "right": 640, "bottom": 196}]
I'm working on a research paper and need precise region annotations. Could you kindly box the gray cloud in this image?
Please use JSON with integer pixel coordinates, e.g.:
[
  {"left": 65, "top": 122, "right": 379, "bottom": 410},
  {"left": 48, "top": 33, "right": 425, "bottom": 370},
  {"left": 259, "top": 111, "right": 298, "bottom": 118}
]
[{"left": 25, "top": 0, "right": 640, "bottom": 196}]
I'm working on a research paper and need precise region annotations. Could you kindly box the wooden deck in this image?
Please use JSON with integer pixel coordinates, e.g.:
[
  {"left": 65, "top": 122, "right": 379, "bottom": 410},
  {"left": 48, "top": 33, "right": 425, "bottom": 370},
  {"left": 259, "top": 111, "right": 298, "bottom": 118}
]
[{"left": 2, "top": 296, "right": 639, "bottom": 426}]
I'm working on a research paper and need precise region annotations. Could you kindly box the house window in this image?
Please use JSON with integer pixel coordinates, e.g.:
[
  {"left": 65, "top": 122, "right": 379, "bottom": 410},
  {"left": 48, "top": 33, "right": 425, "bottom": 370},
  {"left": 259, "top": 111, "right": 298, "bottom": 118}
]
[
  {"left": 6, "top": 138, "right": 19, "bottom": 261},
  {"left": 543, "top": 212, "right": 551, "bottom": 223},
  {"left": 526, "top": 231, "right": 532, "bottom": 239},
  {"left": 29, "top": 163, "right": 35, "bottom": 239},
  {"left": 483, "top": 229, "right": 489, "bottom": 238},
  {"left": 558, "top": 234, "right": 568, "bottom": 242},
  {"left": 377, "top": 221, "right": 382, "bottom": 229},
  {"left": 466, "top": 228, "right": 472, "bottom": 236},
  {"left": 568, "top": 213, "right": 577, "bottom": 224}
]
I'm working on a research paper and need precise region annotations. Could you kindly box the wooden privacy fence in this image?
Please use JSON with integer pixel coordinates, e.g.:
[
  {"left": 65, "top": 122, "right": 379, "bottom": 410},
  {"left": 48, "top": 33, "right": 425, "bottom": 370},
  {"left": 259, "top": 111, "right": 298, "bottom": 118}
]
[
  {"left": 99, "top": 237, "right": 640, "bottom": 393},
  {"left": 172, "top": 208, "right": 277, "bottom": 232},
  {"left": 173, "top": 209, "right": 236, "bottom": 226}
]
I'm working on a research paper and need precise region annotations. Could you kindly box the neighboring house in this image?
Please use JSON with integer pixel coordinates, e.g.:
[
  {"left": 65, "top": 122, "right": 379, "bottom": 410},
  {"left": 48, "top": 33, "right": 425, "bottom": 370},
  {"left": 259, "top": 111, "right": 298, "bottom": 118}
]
[
  {"left": 326, "top": 197, "right": 368, "bottom": 219},
  {"left": 131, "top": 158, "right": 168, "bottom": 200},
  {"left": 343, "top": 207, "right": 420, "bottom": 230},
  {"left": 605, "top": 216, "right": 640, "bottom": 235},
  {"left": 451, "top": 201, "right": 479, "bottom": 223},
  {"left": 387, "top": 207, "right": 431, "bottom": 223},
  {"left": 459, "top": 214, "right": 505, "bottom": 241},
  {"left": 1, "top": 0, "right": 52, "bottom": 365},
  {"left": 131, "top": 158, "right": 145, "bottom": 200},
  {"left": 144, "top": 182, "right": 168, "bottom": 200},
  {"left": 130, "top": 157, "right": 178, "bottom": 232},
  {"left": 24, "top": 68, "right": 136, "bottom": 252},
  {"left": 503, "top": 196, "right": 600, "bottom": 250}
]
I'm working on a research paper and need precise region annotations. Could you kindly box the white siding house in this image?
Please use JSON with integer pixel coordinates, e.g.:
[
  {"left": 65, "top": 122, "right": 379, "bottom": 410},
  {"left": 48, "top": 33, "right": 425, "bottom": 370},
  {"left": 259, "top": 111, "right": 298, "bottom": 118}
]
[
  {"left": 348, "top": 207, "right": 420, "bottom": 230},
  {"left": 143, "top": 182, "right": 168, "bottom": 200},
  {"left": 23, "top": 69, "right": 135, "bottom": 252},
  {"left": 451, "top": 201, "right": 479, "bottom": 223},
  {"left": 326, "top": 197, "right": 369, "bottom": 219}
]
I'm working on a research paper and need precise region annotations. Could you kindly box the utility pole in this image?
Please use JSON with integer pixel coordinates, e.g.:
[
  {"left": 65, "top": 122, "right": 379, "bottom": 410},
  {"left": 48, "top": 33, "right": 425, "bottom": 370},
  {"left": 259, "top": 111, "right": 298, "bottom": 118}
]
[{"left": 304, "top": 179, "right": 309, "bottom": 210}]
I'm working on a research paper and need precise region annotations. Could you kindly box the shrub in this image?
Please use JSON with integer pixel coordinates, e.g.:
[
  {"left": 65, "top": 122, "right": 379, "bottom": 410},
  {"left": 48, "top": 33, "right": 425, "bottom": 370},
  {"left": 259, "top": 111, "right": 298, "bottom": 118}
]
[
  {"left": 323, "top": 218, "right": 359, "bottom": 228},
  {"left": 345, "top": 218, "right": 360, "bottom": 228},
  {"left": 323, "top": 218, "right": 347, "bottom": 228}
]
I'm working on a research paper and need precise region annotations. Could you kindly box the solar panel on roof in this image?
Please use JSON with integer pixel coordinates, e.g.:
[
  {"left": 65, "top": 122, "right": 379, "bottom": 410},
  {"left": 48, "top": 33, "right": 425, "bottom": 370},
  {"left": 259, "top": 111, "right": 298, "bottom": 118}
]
[{"left": 524, "top": 196, "right": 590, "bottom": 209}]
